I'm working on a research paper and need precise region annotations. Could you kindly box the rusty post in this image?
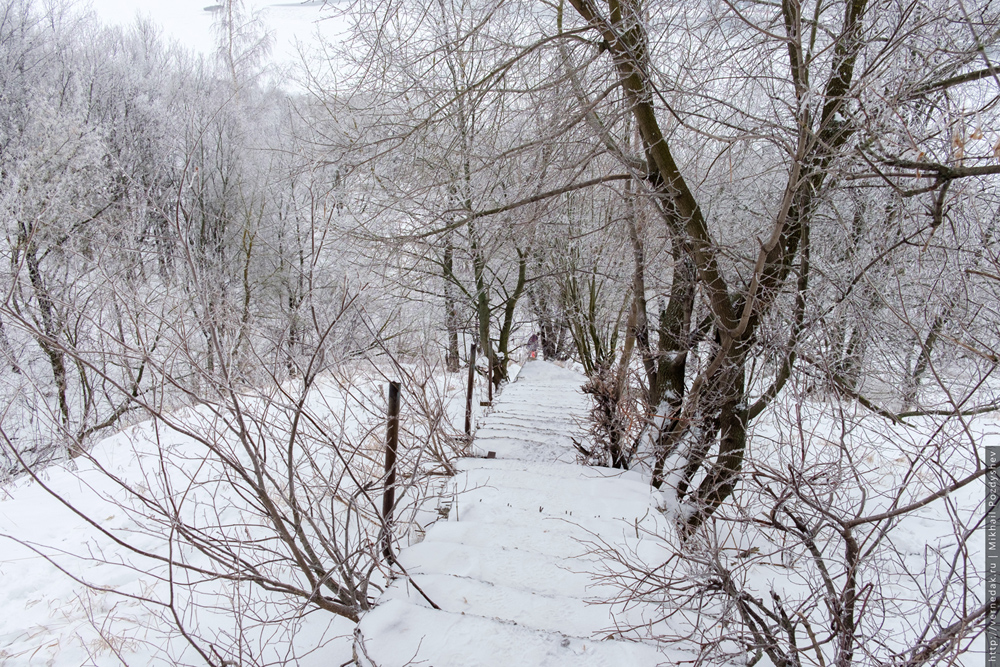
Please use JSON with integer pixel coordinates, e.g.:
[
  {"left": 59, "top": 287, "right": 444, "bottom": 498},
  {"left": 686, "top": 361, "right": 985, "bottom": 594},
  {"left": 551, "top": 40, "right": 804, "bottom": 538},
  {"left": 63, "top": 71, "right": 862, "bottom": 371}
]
[
  {"left": 464, "top": 342, "right": 477, "bottom": 438},
  {"left": 381, "top": 381, "right": 401, "bottom": 561}
]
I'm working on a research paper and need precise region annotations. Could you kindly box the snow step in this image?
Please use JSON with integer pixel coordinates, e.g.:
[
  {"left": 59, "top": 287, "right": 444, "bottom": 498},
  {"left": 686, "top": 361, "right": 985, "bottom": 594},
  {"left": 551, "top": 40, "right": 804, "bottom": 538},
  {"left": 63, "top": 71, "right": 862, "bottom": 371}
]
[
  {"left": 355, "top": 599, "right": 669, "bottom": 667},
  {"left": 380, "top": 573, "right": 662, "bottom": 639},
  {"left": 396, "top": 540, "right": 617, "bottom": 599}
]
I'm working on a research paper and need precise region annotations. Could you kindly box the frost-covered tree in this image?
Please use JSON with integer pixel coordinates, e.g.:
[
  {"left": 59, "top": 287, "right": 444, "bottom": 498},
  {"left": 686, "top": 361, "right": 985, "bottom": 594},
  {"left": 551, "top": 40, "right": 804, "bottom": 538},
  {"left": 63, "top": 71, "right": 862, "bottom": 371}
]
[{"left": 320, "top": 0, "right": 999, "bottom": 661}]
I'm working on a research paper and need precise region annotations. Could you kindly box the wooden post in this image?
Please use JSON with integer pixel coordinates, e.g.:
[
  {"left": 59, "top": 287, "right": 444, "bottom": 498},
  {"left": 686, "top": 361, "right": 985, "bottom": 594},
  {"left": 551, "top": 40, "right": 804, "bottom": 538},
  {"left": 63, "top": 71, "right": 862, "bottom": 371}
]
[
  {"left": 381, "top": 381, "right": 401, "bottom": 561},
  {"left": 464, "top": 342, "right": 477, "bottom": 438}
]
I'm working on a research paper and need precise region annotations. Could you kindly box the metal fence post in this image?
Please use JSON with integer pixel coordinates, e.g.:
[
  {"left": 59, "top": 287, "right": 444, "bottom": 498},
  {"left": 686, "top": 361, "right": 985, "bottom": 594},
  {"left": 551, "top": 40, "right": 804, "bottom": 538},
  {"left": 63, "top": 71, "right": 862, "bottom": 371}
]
[
  {"left": 464, "top": 342, "right": 477, "bottom": 438},
  {"left": 381, "top": 381, "right": 400, "bottom": 561},
  {"left": 487, "top": 350, "right": 493, "bottom": 404}
]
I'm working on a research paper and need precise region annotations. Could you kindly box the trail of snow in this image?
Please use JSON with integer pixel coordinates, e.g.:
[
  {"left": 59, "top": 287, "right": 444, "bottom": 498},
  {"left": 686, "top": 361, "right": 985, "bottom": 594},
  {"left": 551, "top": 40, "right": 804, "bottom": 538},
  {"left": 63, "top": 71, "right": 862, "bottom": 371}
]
[{"left": 356, "top": 361, "right": 682, "bottom": 666}]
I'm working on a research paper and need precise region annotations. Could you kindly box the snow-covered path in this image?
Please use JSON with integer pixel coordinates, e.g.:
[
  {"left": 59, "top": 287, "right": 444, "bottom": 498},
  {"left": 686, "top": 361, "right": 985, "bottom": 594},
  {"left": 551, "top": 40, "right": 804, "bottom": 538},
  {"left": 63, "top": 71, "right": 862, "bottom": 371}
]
[{"left": 355, "top": 362, "right": 674, "bottom": 666}]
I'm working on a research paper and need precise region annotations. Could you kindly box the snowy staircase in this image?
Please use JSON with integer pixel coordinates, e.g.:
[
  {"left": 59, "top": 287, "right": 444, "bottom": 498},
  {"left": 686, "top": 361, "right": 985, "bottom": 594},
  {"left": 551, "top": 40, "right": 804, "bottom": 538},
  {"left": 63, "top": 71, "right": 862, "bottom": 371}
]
[{"left": 354, "top": 362, "right": 675, "bottom": 666}]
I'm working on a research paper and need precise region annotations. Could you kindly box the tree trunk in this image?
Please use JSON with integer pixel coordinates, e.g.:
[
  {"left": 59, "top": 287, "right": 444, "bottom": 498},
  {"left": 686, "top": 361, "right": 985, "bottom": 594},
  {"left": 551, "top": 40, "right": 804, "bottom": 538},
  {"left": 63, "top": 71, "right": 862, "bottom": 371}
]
[
  {"left": 685, "top": 349, "right": 748, "bottom": 532},
  {"left": 494, "top": 248, "right": 527, "bottom": 387},
  {"left": 443, "top": 240, "right": 460, "bottom": 373},
  {"left": 903, "top": 312, "right": 947, "bottom": 409},
  {"left": 21, "top": 234, "right": 71, "bottom": 430},
  {"left": 0, "top": 314, "right": 20, "bottom": 373}
]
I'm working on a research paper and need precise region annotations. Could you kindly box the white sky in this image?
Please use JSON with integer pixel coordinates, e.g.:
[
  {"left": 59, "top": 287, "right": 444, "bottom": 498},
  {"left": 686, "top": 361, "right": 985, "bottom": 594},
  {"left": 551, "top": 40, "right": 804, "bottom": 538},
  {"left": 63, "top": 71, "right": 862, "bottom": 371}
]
[{"left": 84, "top": 0, "right": 341, "bottom": 69}]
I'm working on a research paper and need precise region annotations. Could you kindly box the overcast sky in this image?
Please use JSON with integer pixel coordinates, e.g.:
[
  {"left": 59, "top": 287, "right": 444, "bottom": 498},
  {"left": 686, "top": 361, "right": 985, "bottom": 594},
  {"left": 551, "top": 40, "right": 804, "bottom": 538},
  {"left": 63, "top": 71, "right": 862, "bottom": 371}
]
[{"left": 85, "top": 0, "right": 341, "bottom": 69}]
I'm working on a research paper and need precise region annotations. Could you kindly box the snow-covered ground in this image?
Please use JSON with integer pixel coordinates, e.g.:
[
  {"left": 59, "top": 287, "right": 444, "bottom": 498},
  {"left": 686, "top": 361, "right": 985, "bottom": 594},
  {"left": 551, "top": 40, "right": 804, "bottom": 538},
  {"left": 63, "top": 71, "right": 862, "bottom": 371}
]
[
  {"left": 0, "top": 362, "right": 480, "bottom": 665},
  {"left": 0, "top": 399, "right": 352, "bottom": 665},
  {"left": 0, "top": 359, "right": 988, "bottom": 666}
]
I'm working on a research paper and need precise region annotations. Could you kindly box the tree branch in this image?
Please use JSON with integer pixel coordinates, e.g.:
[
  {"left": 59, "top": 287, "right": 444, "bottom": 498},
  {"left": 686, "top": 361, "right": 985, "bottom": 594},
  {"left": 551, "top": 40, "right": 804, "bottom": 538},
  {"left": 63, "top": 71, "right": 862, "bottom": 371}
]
[
  {"left": 883, "top": 159, "right": 1000, "bottom": 180},
  {"left": 908, "top": 67, "right": 1000, "bottom": 97},
  {"left": 404, "top": 173, "right": 635, "bottom": 240}
]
